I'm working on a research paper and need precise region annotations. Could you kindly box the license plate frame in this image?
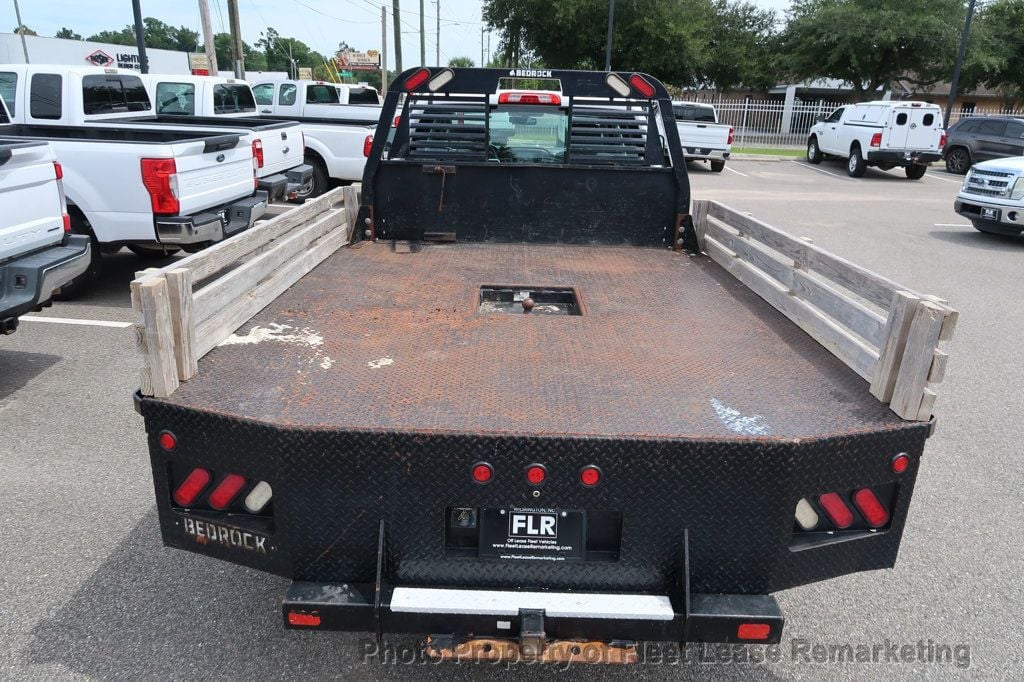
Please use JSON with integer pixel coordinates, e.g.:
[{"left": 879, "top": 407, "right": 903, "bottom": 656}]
[
  {"left": 981, "top": 207, "right": 1000, "bottom": 221},
  {"left": 478, "top": 508, "right": 585, "bottom": 561}
]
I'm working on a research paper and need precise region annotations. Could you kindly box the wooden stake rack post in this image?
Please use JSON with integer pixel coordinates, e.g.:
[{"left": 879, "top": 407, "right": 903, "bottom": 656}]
[
  {"left": 691, "top": 200, "right": 957, "bottom": 422},
  {"left": 132, "top": 186, "right": 360, "bottom": 398}
]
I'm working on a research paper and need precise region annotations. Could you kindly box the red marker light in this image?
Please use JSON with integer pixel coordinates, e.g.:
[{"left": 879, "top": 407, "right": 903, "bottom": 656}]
[
  {"left": 472, "top": 462, "right": 493, "bottom": 483},
  {"left": 525, "top": 465, "right": 546, "bottom": 485},
  {"left": 62, "top": 214, "right": 71, "bottom": 233},
  {"left": 287, "top": 611, "right": 321, "bottom": 627},
  {"left": 403, "top": 68, "right": 431, "bottom": 91},
  {"left": 628, "top": 74, "right": 656, "bottom": 98},
  {"left": 852, "top": 488, "right": 889, "bottom": 528},
  {"left": 580, "top": 466, "right": 601, "bottom": 487},
  {"left": 208, "top": 474, "right": 247, "bottom": 510},
  {"left": 173, "top": 468, "right": 211, "bottom": 506},
  {"left": 891, "top": 453, "right": 910, "bottom": 474},
  {"left": 53, "top": 162, "right": 63, "bottom": 180},
  {"left": 497, "top": 92, "right": 561, "bottom": 105},
  {"left": 158, "top": 431, "right": 177, "bottom": 451},
  {"left": 818, "top": 492, "right": 854, "bottom": 529},
  {"left": 737, "top": 623, "right": 771, "bottom": 640}
]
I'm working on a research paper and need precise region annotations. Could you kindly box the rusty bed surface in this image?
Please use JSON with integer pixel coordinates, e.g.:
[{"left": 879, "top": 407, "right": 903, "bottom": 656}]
[{"left": 165, "top": 242, "right": 910, "bottom": 440}]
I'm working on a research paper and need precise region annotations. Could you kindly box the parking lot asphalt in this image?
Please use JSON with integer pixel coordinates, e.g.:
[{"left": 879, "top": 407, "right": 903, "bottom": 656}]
[{"left": 2, "top": 159, "right": 1021, "bottom": 679}]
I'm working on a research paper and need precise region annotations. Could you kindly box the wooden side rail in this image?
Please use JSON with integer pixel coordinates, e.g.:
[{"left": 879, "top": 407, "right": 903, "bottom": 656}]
[
  {"left": 692, "top": 199, "right": 957, "bottom": 421},
  {"left": 131, "top": 186, "right": 357, "bottom": 398}
]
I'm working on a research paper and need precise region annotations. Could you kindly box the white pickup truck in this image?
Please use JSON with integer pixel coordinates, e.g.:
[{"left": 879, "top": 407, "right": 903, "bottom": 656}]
[
  {"left": 0, "top": 65, "right": 265, "bottom": 294},
  {"left": 138, "top": 74, "right": 312, "bottom": 202},
  {"left": 954, "top": 156, "right": 1024, "bottom": 236},
  {"left": 672, "top": 101, "right": 732, "bottom": 172},
  {"left": 0, "top": 138, "right": 90, "bottom": 333},
  {"left": 248, "top": 79, "right": 379, "bottom": 196},
  {"left": 806, "top": 101, "right": 944, "bottom": 179}
]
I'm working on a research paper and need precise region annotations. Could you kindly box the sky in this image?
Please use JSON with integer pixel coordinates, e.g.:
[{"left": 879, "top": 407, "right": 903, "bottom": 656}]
[{"left": 3, "top": 0, "right": 793, "bottom": 68}]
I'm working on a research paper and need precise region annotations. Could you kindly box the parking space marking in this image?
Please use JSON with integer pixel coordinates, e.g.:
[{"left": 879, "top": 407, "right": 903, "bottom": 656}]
[
  {"left": 934, "top": 223, "right": 970, "bottom": 227},
  {"left": 789, "top": 160, "right": 854, "bottom": 181},
  {"left": 924, "top": 173, "right": 963, "bottom": 184},
  {"left": 723, "top": 165, "right": 748, "bottom": 177},
  {"left": 20, "top": 316, "right": 133, "bottom": 328}
]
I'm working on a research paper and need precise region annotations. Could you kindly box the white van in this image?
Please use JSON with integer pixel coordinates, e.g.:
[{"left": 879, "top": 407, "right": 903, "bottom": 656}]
[{"left": 806, "top": 101, "right": 945, "bottom": 179}]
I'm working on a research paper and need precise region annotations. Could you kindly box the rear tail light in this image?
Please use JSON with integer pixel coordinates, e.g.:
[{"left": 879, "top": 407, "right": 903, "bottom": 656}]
[
  {"left": 939, "top": 133, "right": 947, "bottom": 149},
  {"left": 173, "top": 468, "right": 211, "bottom": 506},
  {"left": 53, "top": 161, "right": 63, "bottom": 179},
  {"left": 140, "top": 158, "right": 179, "bottom": 215},
  {"left": 393, "top": 115, "right": 401, "bottom": 128},
  {"left": 817, "top": 492, "right": 854, "bottom": 529},
  {"left": 852, "top": 488, "right": 889, "bottom": 527},
  {"left": 728, "top": 127, "right": 734, "bottom": 146},
  {"left": 287, "top": 611, "right": 321, "bottom": 627},
  {"left": 870, "top": 132, "right": 882, "bottom": 147},
  {"left": 891, "top": 453, "right": 910, "bottom": 473},
  {"left": 737, "top": 623, "right": 771, "bottom": 641},
  {"left": 628, "top": 74, "right": 656, "bottom": 98},
  {"left": 525, "top": 464, "right": 547, "bottom": 485},
  {"left": 472, "top": 462, "right": 493, "bottom": 484},
  {"left": 62, "top": 214, "right": 71, "bottom": 234},
  {"left": 158, "top": 431, "right": 177, "bottom": 451},
  {"left": 497, "top": 92, "right": 561, "bottom": 105},
  {"left": 208, "top": 474, "right": 247, "bottom": 510},
  {"left": 363, "top": 134, "right": 374, "bottom": 157},
  {"left": 252, "top": 138, "right": 264, "bottom": 168},
  {"left": 580, "top": 465, "right": 601, "bottom": 487},
  {"left": 403, "top": 68, "right": 431, "bottom": 91}
]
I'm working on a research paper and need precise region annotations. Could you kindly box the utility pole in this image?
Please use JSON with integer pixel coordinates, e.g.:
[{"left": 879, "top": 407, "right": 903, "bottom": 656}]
[
  {"left": 197, "top": 0, "right": 219, "bottom": 75},
  {"left": 392, "top": 0, "right": 403, "bottom": 73},
  {"left": 12, "top": 0, "right": 29, "bottom": 63},
  {"left": 486, "top": 31, "right": 490, "bottom": 67},
  {"left": 435, "top": 0, "right": 440, "bottom": 66},
  {"left": 480, "top": 26, "right": 484, "bottom": 68},
  {"left": 131, "top": 0, "right": 149, "bottom": 73},
  {"left": 381, "top": 5, "right": 388, "bottom": 92},
  {"left": 604, "top": 0, "right": 615, "bottom": 71},
  {"left": 419, "top": 0, "right": 426, "bottom": 66},
  {"left": 944, "top": 0, "right": 977, "bottom": 129},
  {"left": 227, "top": 0, "right": 244, "bottom": 78}
]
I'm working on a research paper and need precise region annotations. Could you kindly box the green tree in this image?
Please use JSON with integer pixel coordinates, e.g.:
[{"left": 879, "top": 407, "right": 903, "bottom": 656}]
[
  {"left": 448, "top": 56, "right": 475, "bottom": 67},
  {"left": 214, "top": 33, "right": 268, "bottom": 72},
  {"left": 255, "top": 27, "right": 328, "bottom": 76},
  {"left": 55, "top": 27, "right": 83, "bottom": 40},
  {"left": 779, "top": 0, "right": 963, "bottom": 100},
  {"left": 13, "top": 25, "right": 37, "bottom": 35},
  {"left": 88, "top": 18, "right": 199, "bottom": 52},
  {"left": 964, "top": 0, "right": 1024, "bottom": 101}
]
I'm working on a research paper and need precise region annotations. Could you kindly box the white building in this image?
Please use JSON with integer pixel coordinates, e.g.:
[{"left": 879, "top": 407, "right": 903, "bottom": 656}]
[{"left": 0, "top": 33, "right": 190, "bottom": 74}]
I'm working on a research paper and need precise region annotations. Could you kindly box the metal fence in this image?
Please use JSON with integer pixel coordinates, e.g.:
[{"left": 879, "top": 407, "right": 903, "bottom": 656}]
[{"left": 685, "top": 97, "right": 1024, "bottom": 150}]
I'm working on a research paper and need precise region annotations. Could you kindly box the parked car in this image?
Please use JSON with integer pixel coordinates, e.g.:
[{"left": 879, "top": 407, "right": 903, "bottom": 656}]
[
  {"left": 0, "top": 137, "right": 90, "bottom": 333},
  {"left": 0, "top": 65, "right": 266, "bottom": 294},
  {"left": 672, "top": 101, "right": 732, "bottom": 172},
  {"left": 942, "top": 116, "right": 1024, "bottom": 175},
  {"left": 806, "top": 101, "right": 944, "bottom": 178},
  {"left": 953, "top": 155, "right": 1024, "bottom": 236}
]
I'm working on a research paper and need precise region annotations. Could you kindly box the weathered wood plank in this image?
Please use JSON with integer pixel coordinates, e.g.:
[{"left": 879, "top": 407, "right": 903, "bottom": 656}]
[
  {"left": 705, "top": 234, "right": 878, "bottom": 381},
  {"left": 928, "top": 350, "right": 948, "bottom": 384},
  {"left": 192, "top": 208, "right": 345, "bottom": 325},
  {"left": 869, "top": 291, "right": 919, "bottom": 403},
  {"left": 890, "top": 301, "right": 946, "bottom": 420},
  {"left": 195, "top": 225, "right": 351, "bottom": 357},
  {"left": 705, "top": 215, "right": 795, "bottom": 290},
  {"left": 165, "top": 268, "right": 198, "bottom": 381},
  {"left": 690, "top": 199, "right": 709, "bottom": 252},
  {"left": 138, "top": 277, "right": 179, "bottom": 398},
  {"left": 917, "top": 388, "right": 938, "bottom": 422},
  {"left": 791, "top": 269, "right": 886, "bottom": 347},
  {"left": 342, "top": 184, "right": 361, "bottom": 235}
]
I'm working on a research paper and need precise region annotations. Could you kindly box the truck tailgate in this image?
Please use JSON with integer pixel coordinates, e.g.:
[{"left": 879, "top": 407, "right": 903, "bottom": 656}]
[
  {"left": 0, "top": 143, "right": 64, "bottom": 262},
  {"left": 255, "top": 126, "right": 303, "bottom": 177},
  {"left": 677, "top": 122, "right": 730, "bottom": 150},
  {"left": 171, "top": 137, "right": 254, "bottom": 215}
]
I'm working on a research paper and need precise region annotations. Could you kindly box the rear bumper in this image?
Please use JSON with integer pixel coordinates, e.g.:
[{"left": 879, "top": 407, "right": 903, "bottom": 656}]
[
  {"left": 155, "top": 192, "right": 268, "bottom": 245},
  {"left": 684, "top": 147, "right": 730, "bottom": 161},
  {"left": 258, "top": 164, "right": 314, "bottom": 202},
  {"left": 867, "top": 150, "right": 942, "bottom": 165},
  {"left": 1, "top": 235, "right": 91, "bottom": 332}
]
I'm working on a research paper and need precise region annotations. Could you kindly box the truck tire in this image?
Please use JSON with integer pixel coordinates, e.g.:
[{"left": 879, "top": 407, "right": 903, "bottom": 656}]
[
  {"left": 295, "top": 159, "right": 329, "bottom": 200},
  {"left": 52, "top": 214, "right": 101, "bottom": 300},
  {"left": 846, "top": 145, "right": 866, "bottom": 177},
  {"left": 806, "top": 136, "right": 823, "bottom": 164},
  {"left": 904, "top": 164, "right": 927, "bottom": 180},
  {"left": 710, "top": 160, "right": 725, "bottom": 173},
  {"left": 944, "top": 147, "right": 971, "bottom": 174},
  {"left": 127, "top": 244, "right": 181, "bottom": 258}
]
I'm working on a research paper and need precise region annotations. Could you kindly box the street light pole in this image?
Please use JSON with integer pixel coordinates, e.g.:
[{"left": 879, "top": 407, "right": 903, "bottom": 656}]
[
  {"left": 944, "top": 0, "right": 977, "bottom": 129},
  {"left": 131, "top": 0, "right": 149, "bottom": 73},
  {"left": 12, "top": 0, "right": 30, "bottom": 63},
  {"left": 604, "top": 0, "right": 615, "bottom": 71}
]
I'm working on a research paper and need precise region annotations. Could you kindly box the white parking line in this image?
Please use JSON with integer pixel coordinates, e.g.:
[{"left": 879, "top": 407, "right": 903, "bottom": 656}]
[
  {"left": 934, "top": 223, "right": 970, "bottom": 228},
  {"left": 19, "top": 316, "right": 132, "bottom": 328},
  {"left": 789, "top": 160, "right": 853, "bottom": 181},
  {"left": 723, "top": 165, "right": 748, "bottom": 177},
  {"left": 924, "top": 173, "right": 962, "bottom": 184}
]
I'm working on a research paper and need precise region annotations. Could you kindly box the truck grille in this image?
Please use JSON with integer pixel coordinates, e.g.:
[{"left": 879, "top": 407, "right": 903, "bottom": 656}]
[{"left": 964, "top": 170, "right": 1012, "bottom": 196}]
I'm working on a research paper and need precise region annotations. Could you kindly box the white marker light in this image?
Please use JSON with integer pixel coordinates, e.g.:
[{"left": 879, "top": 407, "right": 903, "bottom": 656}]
[
  {"left": 427, "top": 69, "right": 454, "bottom": 91},
  {"left": 244, "top": 481, "right": 273, "bottom": 513},
  {"left": 794, "top": 498, "right": 819, "bottom": 531},
  {"left": 605, "top": 73, "right": 631, "bottom": 97}
]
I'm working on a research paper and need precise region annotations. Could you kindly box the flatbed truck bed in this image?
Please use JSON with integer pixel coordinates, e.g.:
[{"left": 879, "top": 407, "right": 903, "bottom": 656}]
[{"left": 131, "top": 68, "right": 957, "bottom": 661}]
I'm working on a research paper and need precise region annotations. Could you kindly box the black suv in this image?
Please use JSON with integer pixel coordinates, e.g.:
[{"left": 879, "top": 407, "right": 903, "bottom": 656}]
[{"left": 943, "top": 116, "right": 1024, "bottom": 174}]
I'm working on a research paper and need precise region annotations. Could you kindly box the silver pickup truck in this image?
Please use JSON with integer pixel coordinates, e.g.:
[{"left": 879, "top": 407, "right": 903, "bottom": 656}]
[{"left": 954, "top": 156, "right": 1024, "bottom": 236}]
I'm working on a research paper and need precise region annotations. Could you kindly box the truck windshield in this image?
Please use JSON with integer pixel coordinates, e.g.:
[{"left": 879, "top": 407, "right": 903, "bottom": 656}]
[
  {"left": 673, "top": 104, "right": 716, "bottom": 122},
  {"left": 306, "top": 84, "right": 340, "bottom": 104},
  {"left": 82, "top": 75, "right": 150, "bottom": 114},
  {"left": 488, "top": 107, "right": 568, "bottom": 163},
  {"left": 213, "top": 84, "right": 257, "bottom": 114}
]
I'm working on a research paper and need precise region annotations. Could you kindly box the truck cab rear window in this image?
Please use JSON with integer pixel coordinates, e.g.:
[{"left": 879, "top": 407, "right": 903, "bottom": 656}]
[
  {"left": 489, "top": 108, "right": 568, "bottom": 163},
  {"left": 155, "top": 82, "right": 195, "bottom": 115},
  {"left": 306, "top": 84, "right": 340, "bottom": 104},
  {"left": 346, "top": 87, "right": 380, "bottom": 105},
  {"left": 82, "top": 75, "right": 150, "bottom": 114},
  {"left": 213, "top": 84, "right": 256, "bottom": 113},
  {"left": 0, "top": 71, "right": 17, "bottom": 116},
  {"left": 30, "top": 73, "right": 62, "bottom": 120},
  {"left": 673, "top": 104, "right": 715, "bottom": 122}
]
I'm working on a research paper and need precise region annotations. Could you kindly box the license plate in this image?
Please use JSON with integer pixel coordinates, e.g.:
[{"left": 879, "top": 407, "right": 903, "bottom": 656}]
[
  {"left": 478, "top": 508, "right": 584, "bottom": 561},
  {"left": 981, "top": 207, "right": 1000, "bottom": 221}
]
